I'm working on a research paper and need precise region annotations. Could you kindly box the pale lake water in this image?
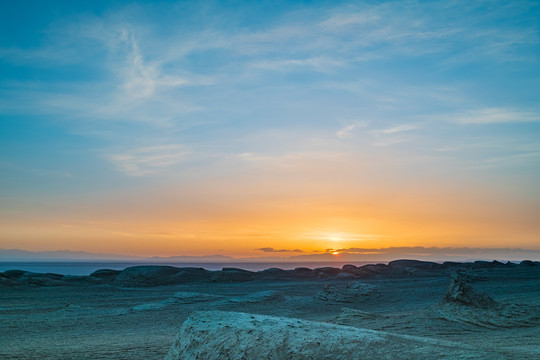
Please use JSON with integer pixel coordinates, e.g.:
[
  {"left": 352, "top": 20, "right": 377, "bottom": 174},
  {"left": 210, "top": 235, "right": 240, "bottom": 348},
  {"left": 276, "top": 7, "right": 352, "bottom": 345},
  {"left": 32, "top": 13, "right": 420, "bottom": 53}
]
[{"left": 0, "top": 261, "right": 376, "bottom": 275}]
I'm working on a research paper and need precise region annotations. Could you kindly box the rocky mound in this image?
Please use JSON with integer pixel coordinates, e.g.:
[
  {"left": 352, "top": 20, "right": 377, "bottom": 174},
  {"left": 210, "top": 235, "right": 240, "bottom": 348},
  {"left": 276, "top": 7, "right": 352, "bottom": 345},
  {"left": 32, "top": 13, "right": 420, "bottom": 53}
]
[
  {"left": 113, "top": 266, "right": 213, "bottom": 286},
  {"left": 211, "top": 267, "right": 256, "bottom": 282},
  {"left": 165, "top": 311, "right": 501, "bottom": 360},
  {"left": 433, "top": 274, "right": 540, "bottom": 329},
  {"left": 317, "top": 281, "right": 375, "bottom": 303},
  {"left": 441, "top": 274, "right": 499, "bottom": 309}
]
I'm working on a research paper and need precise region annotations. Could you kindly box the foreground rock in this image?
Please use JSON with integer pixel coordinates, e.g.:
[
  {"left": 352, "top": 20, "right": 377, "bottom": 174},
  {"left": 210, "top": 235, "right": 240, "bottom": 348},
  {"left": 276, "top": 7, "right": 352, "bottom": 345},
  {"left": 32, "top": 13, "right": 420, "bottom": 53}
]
[
  {"left": 165, "top": 311, "right": 502, "bottom": 360},
  {"left": 441, "top": 274, "right": 499, "bottom": 309},
  {"left": 434, "top": 275, "right": 540, "bottom": 329}
]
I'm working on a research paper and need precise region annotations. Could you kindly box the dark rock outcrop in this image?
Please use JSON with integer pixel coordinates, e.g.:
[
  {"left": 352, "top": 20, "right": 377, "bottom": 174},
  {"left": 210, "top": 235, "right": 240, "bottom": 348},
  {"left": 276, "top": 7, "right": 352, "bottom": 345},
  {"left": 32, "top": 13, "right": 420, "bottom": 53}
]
[
  {"left": 113, "top": 266, "right": 211, "bottom": 287},
  {"left": 211, "top": 268, "right": 255, "bottom": 282},
  {"left": 89, "top": 269, "right": 120, "bottom": 281},
  {"left": 258, "top": 268, "right": 290, "bottom": 278},
  {"left": 388, "top": 259, "right": 439, "bottom": 271},
  {"left": 314, "top": 267, "right": 342, "bottom": 277},
  {"left": 441, "top": 274, "right": 498, "bottom": 309}
]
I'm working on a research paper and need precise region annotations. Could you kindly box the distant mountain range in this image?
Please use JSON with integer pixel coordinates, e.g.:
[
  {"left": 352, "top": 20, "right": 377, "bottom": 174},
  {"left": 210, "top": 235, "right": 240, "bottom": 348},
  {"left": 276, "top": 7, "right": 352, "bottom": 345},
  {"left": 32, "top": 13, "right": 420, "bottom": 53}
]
[{"left": 1, "top": 247, "right": 539, "bottom": 262}]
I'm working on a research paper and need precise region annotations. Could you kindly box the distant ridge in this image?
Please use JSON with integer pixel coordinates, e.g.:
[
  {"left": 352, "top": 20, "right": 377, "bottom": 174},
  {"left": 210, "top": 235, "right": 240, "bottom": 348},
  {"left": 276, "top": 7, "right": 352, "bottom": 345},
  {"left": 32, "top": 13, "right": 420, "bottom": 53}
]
[
  {"left": 2, "top": 259, "right": 538, "bottom": 288},
  {"left": 1, "top": 247, "right": 539, "bottom": 262}
]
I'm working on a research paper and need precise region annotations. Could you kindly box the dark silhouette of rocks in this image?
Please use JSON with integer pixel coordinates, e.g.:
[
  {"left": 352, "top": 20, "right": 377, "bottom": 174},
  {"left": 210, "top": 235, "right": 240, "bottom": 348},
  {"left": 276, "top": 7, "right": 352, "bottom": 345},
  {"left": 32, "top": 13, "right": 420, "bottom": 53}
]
[
  {"left": 314, "top": 266, "right": 342, "bottom": 277},
  {"left": 90, "top": 269, "right": 120, "bottom": 279},
  {"left": 2, "top": 260, "right": 539, "bottom": 288},
  {"left": 388, "top": 259, "right": 439, "bottom": 270},
  {"left": 361, "top": 263, "right": 388, "bottom": 274},
  {"left": 291, "top": 267, "right": 318, "bottom": 278},
  {"left": 258, "top": 267, "right": 290, "bottom": 278},
  {"left": 113, "top": 266, "right": 211, "bottom": 286},
  {"left": 211, "top": 268, "right": 256, "bottom": 282}
]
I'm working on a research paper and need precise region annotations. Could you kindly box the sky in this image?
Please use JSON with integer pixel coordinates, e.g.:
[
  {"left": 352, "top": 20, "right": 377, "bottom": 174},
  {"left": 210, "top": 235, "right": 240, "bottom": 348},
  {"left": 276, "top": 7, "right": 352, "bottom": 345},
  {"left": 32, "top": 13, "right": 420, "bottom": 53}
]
[{"left": 1, "top": 0, "right": 539, "bottom": 259}]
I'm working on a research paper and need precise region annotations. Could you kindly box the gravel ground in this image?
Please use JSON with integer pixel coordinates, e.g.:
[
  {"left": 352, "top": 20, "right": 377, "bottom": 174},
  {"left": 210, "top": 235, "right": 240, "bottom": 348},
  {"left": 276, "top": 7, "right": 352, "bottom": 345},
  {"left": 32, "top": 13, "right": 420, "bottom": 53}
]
[{"left": 1, "top": 265, "right": 539, "bottom": 359}]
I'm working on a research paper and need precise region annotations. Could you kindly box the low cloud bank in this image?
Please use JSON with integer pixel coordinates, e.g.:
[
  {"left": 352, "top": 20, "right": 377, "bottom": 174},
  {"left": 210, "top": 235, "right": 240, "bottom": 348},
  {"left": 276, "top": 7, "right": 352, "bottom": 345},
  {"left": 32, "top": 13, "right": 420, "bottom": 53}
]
[{"left": 295, "top": 246, "right": 540, "bottom": 262}]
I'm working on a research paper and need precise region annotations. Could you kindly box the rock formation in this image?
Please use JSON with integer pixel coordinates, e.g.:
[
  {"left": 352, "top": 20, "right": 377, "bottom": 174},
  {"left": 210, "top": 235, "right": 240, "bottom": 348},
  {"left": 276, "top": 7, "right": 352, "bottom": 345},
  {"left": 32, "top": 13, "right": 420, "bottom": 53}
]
[
  {"left": 441, "top": 274, "right": 498, "bottom": 309},
  {"left": 165, "top": 311, "right": 502, "bottom": 359}
]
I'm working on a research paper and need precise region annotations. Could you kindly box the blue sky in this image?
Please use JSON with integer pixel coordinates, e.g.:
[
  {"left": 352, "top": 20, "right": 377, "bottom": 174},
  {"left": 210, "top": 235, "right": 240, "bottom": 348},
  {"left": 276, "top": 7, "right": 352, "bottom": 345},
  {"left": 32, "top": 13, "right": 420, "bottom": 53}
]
[{"left": 1, "top": 0, "right": 539, "bottom": 256}]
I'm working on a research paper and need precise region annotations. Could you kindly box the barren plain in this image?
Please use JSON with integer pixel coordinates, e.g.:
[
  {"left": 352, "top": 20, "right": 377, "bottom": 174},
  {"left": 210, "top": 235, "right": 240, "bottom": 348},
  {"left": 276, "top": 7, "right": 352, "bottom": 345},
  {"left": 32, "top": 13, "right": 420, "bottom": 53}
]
[{"left": 1, "top": 260, "right": 539, "bottom": 359}]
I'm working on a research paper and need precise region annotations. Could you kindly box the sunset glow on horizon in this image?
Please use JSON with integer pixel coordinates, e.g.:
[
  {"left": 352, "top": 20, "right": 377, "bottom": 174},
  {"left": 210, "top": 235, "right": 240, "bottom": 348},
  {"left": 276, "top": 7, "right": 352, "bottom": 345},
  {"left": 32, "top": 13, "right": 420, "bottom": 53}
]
[{"left": 1, "top": 1, "right": 539, "bottom": 259}]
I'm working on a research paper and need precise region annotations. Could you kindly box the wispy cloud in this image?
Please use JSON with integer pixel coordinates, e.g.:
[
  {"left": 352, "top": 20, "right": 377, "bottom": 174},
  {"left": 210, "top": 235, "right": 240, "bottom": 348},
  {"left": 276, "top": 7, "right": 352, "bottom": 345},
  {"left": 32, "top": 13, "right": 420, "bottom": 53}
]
[
  {"left": 252, "top": 57, "right": 345, "bottom": 73},
  {"left": 320, "top": 11, "right": 380, "bottom": 29},
  {"left": 452, "top": 108, "right": 540, "bottom": 124},
  {"left": 373, "top": 124, "right": 418, "bottom": 134},
  {"left": 336, "top": 121, "right": 367, "bottom": 139},
  {"left": 107, "top": 145, "right": 191, "bottom": 176},
  {"left": 0, "top": 23, "right": 211, "bottom": 126},
  {"left": 1, "top": 0, "right": 537, "bottom": 130},
  {"left": 370, "top": 124, "right": 419, "bottom": 146}
]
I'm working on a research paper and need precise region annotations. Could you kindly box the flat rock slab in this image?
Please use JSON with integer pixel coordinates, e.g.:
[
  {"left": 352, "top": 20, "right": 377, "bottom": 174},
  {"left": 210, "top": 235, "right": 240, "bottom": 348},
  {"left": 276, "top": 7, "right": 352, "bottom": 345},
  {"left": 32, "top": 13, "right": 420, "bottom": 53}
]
[{"left": 165, "top": 311, "right": 503, "bottom": 360}]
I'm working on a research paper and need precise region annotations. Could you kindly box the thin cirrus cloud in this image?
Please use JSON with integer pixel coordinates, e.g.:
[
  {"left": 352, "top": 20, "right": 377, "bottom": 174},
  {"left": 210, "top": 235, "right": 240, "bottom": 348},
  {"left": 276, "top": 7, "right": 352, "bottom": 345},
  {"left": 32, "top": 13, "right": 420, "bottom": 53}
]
[
  {"left": 373, "top": 124, "right": 418, "bottom": 134},
  {"left": 2, "top": 1, "right": 536, "bottom": 116},
  {"left": 370, "top": 124, "right": 419, "bottom": 146},
  {"left": 106, "top": 145, "right": 191, "bottom": 176},
  {"left": 116, "top": 29, "right": 187, "bottom": 101},
  {"left": 336, "top": 121, "right": 367, "bottom": 139},
  {"left": 452, "top": 108, "right": 540, "bottom": 124},
  {"left": 1, "top": 23, "right": 211, "bottom": 126},
  {"left": 251, "top": 57, "right": 346, "bottom": 73}
]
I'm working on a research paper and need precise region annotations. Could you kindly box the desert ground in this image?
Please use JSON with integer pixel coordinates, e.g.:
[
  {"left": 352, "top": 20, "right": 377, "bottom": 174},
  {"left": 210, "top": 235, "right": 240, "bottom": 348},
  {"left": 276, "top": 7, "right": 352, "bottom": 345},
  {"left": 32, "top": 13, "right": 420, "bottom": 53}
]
[{"left": 1, "top": 260, "right": 539, "bottom": 359}]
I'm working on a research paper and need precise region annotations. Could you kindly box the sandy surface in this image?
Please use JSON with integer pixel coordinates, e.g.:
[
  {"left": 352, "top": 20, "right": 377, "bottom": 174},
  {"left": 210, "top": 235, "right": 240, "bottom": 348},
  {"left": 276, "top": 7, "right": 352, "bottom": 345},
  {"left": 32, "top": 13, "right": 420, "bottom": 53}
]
[{"left": 1, "top": 262, "right": 539, "bottom": 359}]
